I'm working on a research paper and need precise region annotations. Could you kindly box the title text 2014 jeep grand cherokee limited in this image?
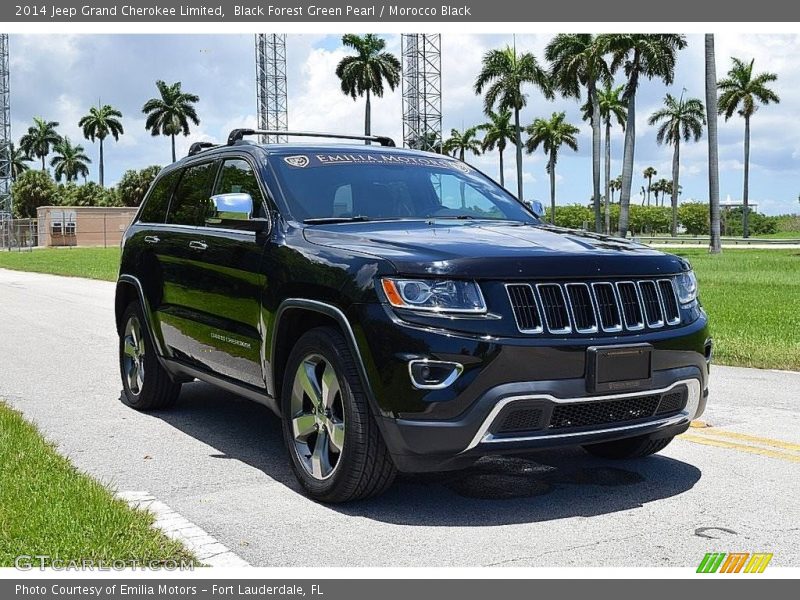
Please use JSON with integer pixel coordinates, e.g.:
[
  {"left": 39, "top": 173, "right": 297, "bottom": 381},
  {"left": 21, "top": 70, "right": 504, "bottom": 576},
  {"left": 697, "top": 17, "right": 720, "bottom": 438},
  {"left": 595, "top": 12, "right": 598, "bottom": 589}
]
[{"left": 116, "top": 129, "right": 712, "bottom": 502}]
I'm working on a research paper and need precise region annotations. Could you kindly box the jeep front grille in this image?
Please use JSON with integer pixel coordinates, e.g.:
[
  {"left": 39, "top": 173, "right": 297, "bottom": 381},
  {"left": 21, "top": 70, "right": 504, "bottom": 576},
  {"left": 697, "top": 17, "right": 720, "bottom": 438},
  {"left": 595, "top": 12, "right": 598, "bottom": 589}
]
[{"left": 506, "top": 278, "right": 682, "bottom": 335}]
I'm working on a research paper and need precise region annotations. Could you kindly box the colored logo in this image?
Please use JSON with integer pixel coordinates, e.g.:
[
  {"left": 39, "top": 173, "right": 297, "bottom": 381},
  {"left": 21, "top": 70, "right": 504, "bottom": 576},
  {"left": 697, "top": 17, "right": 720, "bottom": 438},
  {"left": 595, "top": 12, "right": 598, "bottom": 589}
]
[{"left": 697, "top": 552, "right": 773, "bottom": 573}]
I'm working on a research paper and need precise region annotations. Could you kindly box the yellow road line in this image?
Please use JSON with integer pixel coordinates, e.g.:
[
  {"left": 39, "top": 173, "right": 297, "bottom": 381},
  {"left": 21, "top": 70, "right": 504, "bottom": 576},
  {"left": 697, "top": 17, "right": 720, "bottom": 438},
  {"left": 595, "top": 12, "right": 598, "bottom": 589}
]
[
  {"left": 691, "top": 428, "right": 800, "bottom": 453},
  {"left": 680, "top": 433, "right": 800, "bottom": 463}
]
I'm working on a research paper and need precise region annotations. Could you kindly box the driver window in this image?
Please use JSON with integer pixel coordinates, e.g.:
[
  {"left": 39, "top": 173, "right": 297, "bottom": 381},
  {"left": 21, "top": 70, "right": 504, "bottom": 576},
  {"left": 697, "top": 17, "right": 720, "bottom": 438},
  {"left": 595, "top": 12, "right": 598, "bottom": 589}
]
[
  {"left": 214, "top": 159, "right": 266, "bottom": 217},
  {"left": 430, "top": 173, "right": 503, "bottom": 217}
]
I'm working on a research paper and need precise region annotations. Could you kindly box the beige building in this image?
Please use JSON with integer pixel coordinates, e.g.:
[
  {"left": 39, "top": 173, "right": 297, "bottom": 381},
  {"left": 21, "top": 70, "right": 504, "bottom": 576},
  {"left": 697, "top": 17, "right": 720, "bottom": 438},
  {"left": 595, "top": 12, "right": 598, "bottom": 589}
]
[{"left": 36, "top": 206, "right": 137, "bottom": 247}]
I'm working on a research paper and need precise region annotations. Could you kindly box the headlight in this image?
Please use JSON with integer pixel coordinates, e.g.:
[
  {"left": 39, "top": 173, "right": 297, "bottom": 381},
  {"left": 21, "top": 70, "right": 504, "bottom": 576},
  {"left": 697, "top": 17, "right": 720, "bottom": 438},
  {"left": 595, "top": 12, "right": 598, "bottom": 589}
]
[
  {"left": 381, "top": 278, "right": 486, "bottom": 313},
  {"left": 675, "top": 270, "right": 698, "bottom": 304}
]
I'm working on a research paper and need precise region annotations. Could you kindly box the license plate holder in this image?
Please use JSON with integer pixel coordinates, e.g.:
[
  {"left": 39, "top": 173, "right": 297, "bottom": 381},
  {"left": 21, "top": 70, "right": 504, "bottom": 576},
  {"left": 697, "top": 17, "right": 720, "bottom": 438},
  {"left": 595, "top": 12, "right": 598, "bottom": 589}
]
[{"left": 587, "top": 344, "right": 653, "bottom": 393}]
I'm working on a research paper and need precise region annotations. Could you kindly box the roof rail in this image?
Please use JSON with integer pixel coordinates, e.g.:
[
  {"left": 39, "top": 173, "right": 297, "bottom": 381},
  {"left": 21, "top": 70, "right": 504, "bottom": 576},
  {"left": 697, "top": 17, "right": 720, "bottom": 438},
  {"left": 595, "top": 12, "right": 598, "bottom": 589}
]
[
  {"left": 227, "top": 129, "right": 396, "bottom": 147},
  {"left": 187, "top": 141, "right": 219, "bottom": 157}
]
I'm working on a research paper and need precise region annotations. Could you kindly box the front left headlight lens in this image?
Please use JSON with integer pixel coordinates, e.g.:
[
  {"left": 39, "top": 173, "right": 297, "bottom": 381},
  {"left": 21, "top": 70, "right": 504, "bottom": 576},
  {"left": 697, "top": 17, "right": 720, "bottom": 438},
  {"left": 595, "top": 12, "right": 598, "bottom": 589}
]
[
  {"left": 675, "top": 270, "right": 698, "bottom": 304},
  {"left": 381, "top": 278, "right": 487, "bottom": 313}
]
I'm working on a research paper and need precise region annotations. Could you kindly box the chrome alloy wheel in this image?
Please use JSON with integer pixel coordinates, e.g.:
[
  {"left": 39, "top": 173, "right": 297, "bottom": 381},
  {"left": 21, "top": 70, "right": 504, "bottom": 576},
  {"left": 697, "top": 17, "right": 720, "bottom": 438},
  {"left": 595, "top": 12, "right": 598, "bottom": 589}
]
[
  {"left": 290, "top": 354, "right": 346, "bottom": 480},
  {"left": 122, "top": 315, "right": 146, "bottom": 395}
]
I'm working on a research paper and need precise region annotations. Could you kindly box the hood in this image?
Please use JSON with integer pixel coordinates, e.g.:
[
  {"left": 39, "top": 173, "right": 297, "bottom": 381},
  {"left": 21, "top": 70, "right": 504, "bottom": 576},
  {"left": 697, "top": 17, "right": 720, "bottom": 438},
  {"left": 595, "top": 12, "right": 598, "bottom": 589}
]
[{"left": 303, "top": 220, "right": 687, "bottom": 279}]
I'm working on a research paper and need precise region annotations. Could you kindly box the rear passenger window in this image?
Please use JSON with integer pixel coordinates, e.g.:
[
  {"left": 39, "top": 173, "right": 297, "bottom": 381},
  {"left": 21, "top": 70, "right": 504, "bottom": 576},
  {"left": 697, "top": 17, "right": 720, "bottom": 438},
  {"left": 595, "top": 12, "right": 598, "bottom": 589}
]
[
  {"left": 167, "top": 162, "right": 217, "bottom": 226},
  {"left": 139, "top": 170, "right": 178, "bottom": 223}
]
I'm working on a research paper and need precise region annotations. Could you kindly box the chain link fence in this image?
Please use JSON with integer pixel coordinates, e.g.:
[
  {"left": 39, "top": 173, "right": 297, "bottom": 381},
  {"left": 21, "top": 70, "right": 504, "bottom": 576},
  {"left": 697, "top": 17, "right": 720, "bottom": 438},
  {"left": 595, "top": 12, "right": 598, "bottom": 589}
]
[{"left": 0, "top": 217, "right": 37, "bottom": 251}]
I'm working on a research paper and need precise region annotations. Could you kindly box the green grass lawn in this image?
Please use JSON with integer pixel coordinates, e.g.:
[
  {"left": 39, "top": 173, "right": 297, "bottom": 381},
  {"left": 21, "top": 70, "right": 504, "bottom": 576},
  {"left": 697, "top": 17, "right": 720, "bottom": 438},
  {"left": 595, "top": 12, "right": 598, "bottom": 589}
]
[
  {"left": 672, "top": 249, "right": 800, "bottom": 371},
  {"left": 754, "top": 230, "right": 800, "bottom": 239},
  {"left": 0, "top": 402, "right": 195, "bottom": 567},
  {"left": 0, "top": 246, "right": 797, "bottom": 371},
  {"left": 0, "top": 247, "right": 120, "bottom": 281}
]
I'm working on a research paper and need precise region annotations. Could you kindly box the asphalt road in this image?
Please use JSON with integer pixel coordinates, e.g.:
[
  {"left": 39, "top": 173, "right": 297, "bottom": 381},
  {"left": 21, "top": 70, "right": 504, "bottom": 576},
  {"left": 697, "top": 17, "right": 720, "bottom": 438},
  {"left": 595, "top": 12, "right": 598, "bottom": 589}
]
[{"left": 1, "top": 268, "right": 798, "bottom": 567}]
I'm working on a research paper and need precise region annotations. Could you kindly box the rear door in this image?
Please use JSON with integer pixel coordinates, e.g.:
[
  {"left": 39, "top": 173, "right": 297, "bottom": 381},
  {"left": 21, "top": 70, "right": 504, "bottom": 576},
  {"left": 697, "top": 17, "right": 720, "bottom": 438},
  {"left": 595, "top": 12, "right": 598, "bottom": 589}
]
[{"left": 158, "top": 158, "right": 267, "bottom": 387}]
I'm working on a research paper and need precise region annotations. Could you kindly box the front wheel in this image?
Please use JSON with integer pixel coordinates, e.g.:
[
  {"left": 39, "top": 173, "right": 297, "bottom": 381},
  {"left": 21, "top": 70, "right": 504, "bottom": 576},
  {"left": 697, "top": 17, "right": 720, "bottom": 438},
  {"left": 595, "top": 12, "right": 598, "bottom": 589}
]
[
  {"left": 281, "top": 327, "right": 396, "bottom": 502},
  {"left": 119, "top": 302, "right": 181, "bottom": 411},
  {"left": 582, "top": 434, "right": 675, "bottom": 459}
]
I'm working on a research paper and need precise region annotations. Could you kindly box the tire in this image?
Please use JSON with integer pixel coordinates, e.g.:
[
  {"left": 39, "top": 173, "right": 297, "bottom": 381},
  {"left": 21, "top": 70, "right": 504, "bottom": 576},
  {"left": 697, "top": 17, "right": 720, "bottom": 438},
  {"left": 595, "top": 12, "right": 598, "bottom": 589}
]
[
  {"left": 582, "top": 434, "right": 675, "bottom": 459},
  {"left": 119, "top": 301, "right": 181, "bottom": 411},
  {"left": 281, "top": 326, "right": 397, "bottom": 502}
]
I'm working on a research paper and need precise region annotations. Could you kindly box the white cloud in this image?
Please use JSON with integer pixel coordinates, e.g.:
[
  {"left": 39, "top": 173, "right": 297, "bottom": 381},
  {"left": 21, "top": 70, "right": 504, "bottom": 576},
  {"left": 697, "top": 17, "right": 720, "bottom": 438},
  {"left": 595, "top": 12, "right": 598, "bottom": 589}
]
[{"left": 7, "top": 33, "right": 800, "bottom": 214}]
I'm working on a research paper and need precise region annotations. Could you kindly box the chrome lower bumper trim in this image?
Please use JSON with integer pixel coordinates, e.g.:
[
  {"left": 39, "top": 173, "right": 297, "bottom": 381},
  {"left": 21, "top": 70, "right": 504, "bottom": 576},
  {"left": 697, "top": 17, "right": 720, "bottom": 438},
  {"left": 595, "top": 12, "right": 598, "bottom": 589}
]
[{"left": 462, "top": 378, "right": 701, "bottom": 452}]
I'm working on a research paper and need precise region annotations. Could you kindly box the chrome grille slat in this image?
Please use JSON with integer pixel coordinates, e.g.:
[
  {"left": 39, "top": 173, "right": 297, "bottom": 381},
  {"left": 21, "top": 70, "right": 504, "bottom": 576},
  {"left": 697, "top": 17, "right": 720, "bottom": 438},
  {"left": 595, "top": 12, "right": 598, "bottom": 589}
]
[
  {"left": 638, "top": 280, "right": 665, "bottom": 328},
  {"left": 616, "top": 281, "right": 645, "bottom": 330},
  {"left": 505, "top": 284, "right": 543, "bottom": 333},
  {"left": 535, "top": 284, "right": 571, "bottom": 334},
  {"left": 507, "top": 278, "right": 682, "bottom": 335},
  {"left": 565, "top": 283, "right": 598, "bottom": 333}
]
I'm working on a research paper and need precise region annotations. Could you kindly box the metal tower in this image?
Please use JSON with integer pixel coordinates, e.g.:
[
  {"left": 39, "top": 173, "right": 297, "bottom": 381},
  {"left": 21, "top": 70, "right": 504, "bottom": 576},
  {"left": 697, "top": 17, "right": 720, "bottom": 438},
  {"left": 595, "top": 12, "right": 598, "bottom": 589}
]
[
  {"left": 0, "top": 34, "right": 11, "bottom": 217},
  {"left": 401, "top": 34, "right": 442, "bottom": 153},
  {"left": 255, "top": 34, "right": 288, "bottom": 144}
]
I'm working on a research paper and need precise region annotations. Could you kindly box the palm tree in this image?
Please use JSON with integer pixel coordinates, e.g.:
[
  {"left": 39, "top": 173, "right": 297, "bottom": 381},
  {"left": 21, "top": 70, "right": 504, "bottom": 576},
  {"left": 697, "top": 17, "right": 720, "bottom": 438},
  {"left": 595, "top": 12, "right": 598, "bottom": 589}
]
[
  {"left": 79, "top": 104, "right": 124, "bottom": 187},
  {"left": 717, "top": 57, "right": 779, "bottom": 238},
  {"left": 546, "top": 34, "right": 611, "bottom": 233},
  {"left": 19, "top": 117, "right": 61, "bottom": 171},
  {"left": 643, "top": 166, "right": 657, "bottom": 206},
  {"left": 653, "top": 178, "right": 670, "bottom": 206},
  {"left": 50, "top": 137, "right": 91, "bottom": 182},
  {"left": 477, "top": 110, "right": 515, "bottom": 187},
  {"left": 142, "top": 80, "right": 200, "bottom": 162},
  {"left": 9, "top": 143, "right": 32, "bottom": 181},
  {"left": 525, "top": 112, "right": 580, "bottom": 224},
  {"left": 335, "top": 34, "right": 401, "bottom": 140},
  {"left": 705, "top": 35, "right": 721, "bottom": 254},
  {"left": 474, "top": 44, "right": 553, "bottom": 200},
  {"left": 584, "top": 84, "right": 627, "bottom": 234},
  {"left": 443, "top": 127, "right": 482, "bottom": 208},
  {"left": 442, "top": 127, "right": 482, "bottom": 161},
  {"left": 609, "top": 175, "right": 622, "bottom": 204},
  {"left": 600, "top": 34, "right": 687, "bottom": 236},
  {"left": 649, "top": 93, "right": 705, "bottom": 236}
]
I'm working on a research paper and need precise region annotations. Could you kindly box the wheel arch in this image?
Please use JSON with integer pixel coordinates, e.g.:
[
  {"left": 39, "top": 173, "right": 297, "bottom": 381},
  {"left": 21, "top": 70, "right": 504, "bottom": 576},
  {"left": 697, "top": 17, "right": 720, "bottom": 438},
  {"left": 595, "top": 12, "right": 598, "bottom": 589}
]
[
  {"left": 115, "top": 274, "right": 167, "bottom": 358},
  {"left": 270, "top": 299, "right": 383, "bottom": 420}
]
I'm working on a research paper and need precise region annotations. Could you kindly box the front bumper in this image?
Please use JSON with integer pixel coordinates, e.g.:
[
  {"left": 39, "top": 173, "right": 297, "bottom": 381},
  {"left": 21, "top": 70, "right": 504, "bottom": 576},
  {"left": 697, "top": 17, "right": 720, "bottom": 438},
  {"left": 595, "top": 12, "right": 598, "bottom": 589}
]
[{"left": 348, "top": 303, "right": 710, "bottom": 473}]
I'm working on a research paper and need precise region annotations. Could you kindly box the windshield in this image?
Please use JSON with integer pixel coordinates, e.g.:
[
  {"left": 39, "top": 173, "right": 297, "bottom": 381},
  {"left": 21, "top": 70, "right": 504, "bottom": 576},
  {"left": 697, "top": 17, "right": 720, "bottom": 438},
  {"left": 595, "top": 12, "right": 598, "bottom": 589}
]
[{"left": 269, "top": 151, "right": 536, "bottom": 223}]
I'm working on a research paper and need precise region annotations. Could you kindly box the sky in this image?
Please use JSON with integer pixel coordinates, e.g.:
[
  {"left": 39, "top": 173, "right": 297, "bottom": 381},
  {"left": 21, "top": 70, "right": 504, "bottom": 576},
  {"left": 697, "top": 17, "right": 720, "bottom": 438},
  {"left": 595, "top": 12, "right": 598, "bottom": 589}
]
[{"left": 9, "top": 33, "right": 800, "bottom": 215}]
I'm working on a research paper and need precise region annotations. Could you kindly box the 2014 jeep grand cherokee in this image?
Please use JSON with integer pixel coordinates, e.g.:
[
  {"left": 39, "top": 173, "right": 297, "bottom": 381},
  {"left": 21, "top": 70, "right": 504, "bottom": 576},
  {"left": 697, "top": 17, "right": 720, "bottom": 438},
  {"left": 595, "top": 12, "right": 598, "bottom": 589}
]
[{"left": 116, "top": 129, "right": 712, "bottom": 502}]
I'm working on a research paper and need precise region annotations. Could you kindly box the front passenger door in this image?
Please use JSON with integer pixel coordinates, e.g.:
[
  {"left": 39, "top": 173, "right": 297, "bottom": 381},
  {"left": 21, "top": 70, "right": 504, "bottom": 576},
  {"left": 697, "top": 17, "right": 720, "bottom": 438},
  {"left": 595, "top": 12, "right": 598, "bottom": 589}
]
[{"left": 158, "top": 159, "right": 267, "bottom": 388}]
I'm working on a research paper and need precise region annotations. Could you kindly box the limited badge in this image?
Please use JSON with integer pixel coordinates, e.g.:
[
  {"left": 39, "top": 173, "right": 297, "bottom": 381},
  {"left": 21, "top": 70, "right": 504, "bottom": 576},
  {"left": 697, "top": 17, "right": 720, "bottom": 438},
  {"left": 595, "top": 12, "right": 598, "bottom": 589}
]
[{"left": 283, "top": 155, "right": 310, "bottom": 168}]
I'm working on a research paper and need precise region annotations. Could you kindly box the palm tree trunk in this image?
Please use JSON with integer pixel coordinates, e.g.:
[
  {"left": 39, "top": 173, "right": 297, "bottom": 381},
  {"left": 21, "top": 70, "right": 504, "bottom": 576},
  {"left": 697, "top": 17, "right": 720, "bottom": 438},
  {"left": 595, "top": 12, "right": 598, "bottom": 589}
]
[
  {"left": 604, "top": 119, "right": 611, "bottom": 235},
  {"left": 99, "top": 138, "right": 105, "bottom": 188},
  {"left": 705, "top": 34, "right": 721, "bottom": 254},
  {"left": 41, "top": 155, "right": 46, "bottom": 172},
  {"left": 498, "top": 147, "right": 504, "bottom": 188},
  {"left": 549, "top": 153, "right": 556, "bottom": 225},
  {"left": 171, "top": 134, "right": 176, "bottom": 163},
  {"left": 742, "top": 114, "right": 751, "bottom": 238},
  {"left": 671, "top": 140, "right": 680, "bottom": 237},
  {"left": 365, "top": 88, "right": 372, "bottom": 140},
  {"left": 646, "top": 175, "right": 652, "bottom": 206},
  {"left": 618, "top": 93, "right": 636, "bottom": 237},
  {"left": 590, "top": 85, "right": 602, "bottom": 233},
  {"left": 514, "top": 107, "right": 523, "bottom": 199}
]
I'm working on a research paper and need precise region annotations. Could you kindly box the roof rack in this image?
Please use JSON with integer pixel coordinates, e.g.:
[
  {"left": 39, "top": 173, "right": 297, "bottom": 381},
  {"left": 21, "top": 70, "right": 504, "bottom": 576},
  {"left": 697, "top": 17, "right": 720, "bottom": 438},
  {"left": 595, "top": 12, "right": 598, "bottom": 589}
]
[
  {"left": 187, "top": 141, "right": 220, "bottom": 157},
  {"left": 227, "top": 129, "right": 396, "bottom": 147}
]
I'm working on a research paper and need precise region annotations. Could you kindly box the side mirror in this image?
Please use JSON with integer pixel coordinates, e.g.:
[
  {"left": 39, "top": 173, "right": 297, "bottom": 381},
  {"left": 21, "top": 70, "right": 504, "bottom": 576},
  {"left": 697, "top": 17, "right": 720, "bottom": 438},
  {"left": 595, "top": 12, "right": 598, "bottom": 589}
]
[
  {"left": 207, "top": 193, "right": 254, "bottom": 222},
  {"left": 526, "top": 199, "right": 545, "bottom": 219}
]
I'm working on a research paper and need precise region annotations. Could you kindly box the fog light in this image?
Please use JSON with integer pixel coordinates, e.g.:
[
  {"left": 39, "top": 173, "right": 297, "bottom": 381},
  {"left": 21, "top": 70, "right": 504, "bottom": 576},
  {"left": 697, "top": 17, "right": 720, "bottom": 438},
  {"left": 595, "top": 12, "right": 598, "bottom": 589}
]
[{"left": 408, "top": 359, "right": 463, "bottom": 389}]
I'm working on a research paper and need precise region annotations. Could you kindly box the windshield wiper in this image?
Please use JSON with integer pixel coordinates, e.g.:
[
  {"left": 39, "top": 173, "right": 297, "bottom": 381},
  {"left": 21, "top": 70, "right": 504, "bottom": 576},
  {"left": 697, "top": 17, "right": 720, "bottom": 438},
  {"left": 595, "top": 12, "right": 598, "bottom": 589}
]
[{"left": 303, "top": 215, "right": 372, "bottom": 224}]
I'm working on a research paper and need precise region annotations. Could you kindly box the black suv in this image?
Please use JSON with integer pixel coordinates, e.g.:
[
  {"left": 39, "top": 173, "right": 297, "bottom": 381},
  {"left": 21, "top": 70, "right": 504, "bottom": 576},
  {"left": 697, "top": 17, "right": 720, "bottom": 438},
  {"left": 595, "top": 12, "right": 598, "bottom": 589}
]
[{"left": 116, "top": 129, "right": 711, "bottom": 502}]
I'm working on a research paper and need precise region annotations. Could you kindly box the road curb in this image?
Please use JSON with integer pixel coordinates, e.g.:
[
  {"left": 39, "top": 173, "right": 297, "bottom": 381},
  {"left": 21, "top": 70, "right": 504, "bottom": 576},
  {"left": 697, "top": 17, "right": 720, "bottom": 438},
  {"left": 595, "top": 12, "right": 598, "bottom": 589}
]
[{"left": 117, "top": 490, "right": 250, "bottom": 568}]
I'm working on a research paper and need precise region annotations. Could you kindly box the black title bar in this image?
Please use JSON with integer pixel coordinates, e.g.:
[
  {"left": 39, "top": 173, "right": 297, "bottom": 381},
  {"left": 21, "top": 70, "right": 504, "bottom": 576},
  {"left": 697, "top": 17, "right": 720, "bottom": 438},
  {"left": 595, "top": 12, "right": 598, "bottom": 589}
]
[{"left": 4, "top": 1, "right": 800, "bottom": 22}]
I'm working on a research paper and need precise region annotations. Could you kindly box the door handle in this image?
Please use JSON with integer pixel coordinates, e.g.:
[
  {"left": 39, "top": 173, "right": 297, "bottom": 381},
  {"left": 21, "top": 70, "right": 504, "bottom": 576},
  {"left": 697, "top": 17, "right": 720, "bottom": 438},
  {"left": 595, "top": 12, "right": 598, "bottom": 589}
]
[
  {"left": 144, "top": 235, "right": 160, "bottom": 244},
  {"left": 188, "top": 240, "right": 208, "bottom": 251}
]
